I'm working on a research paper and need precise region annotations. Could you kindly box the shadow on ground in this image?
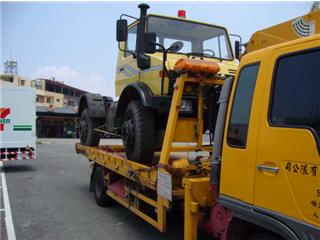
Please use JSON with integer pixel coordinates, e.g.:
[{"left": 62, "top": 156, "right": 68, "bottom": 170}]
[{"left": 4, "top": 164, "right": 36, "bottom": 173}]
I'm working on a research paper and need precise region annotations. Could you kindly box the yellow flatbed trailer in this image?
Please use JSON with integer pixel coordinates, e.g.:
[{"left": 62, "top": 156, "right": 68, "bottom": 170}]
[
  {"left": 75, "top": 72, "right": 222, "bottom": 240},
  {"left": 75, "top": 142, "right": 214, "bottom": 239}
]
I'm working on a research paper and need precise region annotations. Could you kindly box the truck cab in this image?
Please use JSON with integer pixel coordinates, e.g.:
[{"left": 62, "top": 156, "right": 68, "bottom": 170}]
[
  {"left": 218, "top": 33, "right": 320, "bottom": 239},
  {"left": 115, "top": 13, "right": 238, "bottom": 96}
]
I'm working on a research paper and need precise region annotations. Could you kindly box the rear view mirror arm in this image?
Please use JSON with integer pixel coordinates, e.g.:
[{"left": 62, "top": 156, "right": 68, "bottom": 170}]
[
  {"left": 120, "top": 14, "right": 139, "bottom": 21},
  {"left": 230, "top": 34, "right": 243, "bottom": 46}
]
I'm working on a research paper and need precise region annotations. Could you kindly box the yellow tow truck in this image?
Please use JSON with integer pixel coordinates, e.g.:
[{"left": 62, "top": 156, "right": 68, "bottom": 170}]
[{"left": 76, "top": 3, "right": 320, "bottom": 240}]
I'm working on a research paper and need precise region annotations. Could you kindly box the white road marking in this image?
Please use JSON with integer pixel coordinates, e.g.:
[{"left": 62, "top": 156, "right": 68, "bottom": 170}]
[{"left": 0, "top": 161, "right": 17, "bottom": 240}]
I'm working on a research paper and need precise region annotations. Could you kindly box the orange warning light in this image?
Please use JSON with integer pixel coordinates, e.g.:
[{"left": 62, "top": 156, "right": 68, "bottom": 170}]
[{"left": 174, "top": 58, "right": 220, "bottom": 74}]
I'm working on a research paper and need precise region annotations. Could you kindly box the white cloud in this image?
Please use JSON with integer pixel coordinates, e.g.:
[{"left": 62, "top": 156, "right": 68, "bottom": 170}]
[{"left": 33, "top": 65, "right": 115, "bottom": 98}]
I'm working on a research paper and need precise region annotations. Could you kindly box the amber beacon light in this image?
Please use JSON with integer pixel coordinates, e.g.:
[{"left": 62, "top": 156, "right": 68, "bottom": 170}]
[{"left": 174, "top": 58, "right": 220, "bottom": 74}]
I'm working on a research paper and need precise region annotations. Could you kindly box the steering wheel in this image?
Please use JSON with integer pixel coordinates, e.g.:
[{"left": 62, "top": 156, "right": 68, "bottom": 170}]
[
  {"left": 168, "top": 41, "right": 184, "bottom": 53},
  {"left": 203, "top": 49, "right": 215, "bottom": 57}
]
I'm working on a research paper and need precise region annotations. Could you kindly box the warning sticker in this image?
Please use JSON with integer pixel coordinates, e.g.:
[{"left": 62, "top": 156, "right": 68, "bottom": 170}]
[
  {"left": 285, "top": 161, "right": 318, "bottom": 177},
  {"left": 292, "top": 17, "right": 315, "bottom": 37},
  {"left": 283, "top": 160, "right": 320, "bottom": 223},
  {"left": 157, "top": 171, "right": 172, "bottom": 201}
]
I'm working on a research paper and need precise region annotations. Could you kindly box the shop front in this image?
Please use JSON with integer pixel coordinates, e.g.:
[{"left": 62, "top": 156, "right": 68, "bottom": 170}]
[{"left": 36, "top": 106, "right": 79, "bottom": 138}]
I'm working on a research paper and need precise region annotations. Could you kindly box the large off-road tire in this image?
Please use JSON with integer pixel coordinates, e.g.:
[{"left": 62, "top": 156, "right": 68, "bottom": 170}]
[
  {"left": 122, "top": 100, "right": 157, "bottom": 163},
  {"left": 79, "top": 109, "right": 101, "bottom": 147},
  {"left": 93, "top": 166, "right": 114, "bottom": 207}
]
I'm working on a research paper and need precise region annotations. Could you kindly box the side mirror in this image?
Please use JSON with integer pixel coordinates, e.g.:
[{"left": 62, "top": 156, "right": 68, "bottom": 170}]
[
  {"left": 137, "top": 54, "right": 150, "bottom": 70},
  {"left": 234, "top": 40, "right": 240, "bottom": 60},
  {"left": 168, "top": 41, "right": 184, "bottom": 53},
  {"left": 144, "top": 32, "right": 157, "bottom": 53},
  {"left": 116, "top": 19, "right": 128, "bottom": 42}
]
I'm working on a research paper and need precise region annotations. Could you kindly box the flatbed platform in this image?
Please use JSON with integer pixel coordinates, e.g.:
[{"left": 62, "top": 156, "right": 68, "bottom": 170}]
[
  {"left": 76, "top": 143, "right": 212, "bottom": 192},
  {"left": 76, "top": 142, "right": 214, "bottom": 238}
]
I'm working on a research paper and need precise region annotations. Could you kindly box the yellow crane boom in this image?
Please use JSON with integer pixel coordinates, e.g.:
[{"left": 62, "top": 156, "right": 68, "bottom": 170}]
[{"left": 245, "top": 3, "right": 320, "bottom": 54}]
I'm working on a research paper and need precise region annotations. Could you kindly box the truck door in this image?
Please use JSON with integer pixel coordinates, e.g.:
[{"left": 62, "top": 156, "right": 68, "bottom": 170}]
[
  {"left": 220, "top": 61, "right": 262, "bottom": 204},
  {"left": 255, "top": 41, "right": 320, "bottom": 227}
]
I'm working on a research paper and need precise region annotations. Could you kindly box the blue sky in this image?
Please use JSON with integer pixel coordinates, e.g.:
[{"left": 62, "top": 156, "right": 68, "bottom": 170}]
[{"left": 1, "top": 1, "right": 311, "bottom": 97}]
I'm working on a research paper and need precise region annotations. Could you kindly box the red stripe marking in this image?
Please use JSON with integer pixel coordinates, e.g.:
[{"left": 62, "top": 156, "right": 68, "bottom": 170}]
[
  {"left": 0, "top": 108, "right": 10, "bottom": 131},
  {"left": 0, "top": 108, "right": 10, "bottom": 118}
]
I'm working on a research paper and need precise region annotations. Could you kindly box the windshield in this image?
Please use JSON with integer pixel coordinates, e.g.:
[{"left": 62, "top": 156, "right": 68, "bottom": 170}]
[{"left": 147, "top": 16, "right": 233, "bottom": 60}]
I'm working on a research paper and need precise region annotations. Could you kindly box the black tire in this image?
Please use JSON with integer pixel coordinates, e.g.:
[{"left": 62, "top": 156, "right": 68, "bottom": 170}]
[
  {"left": 122, "top": 100, "right": 157, "bottom": 163},
  {"left": 79, "top": 109, "right": 101, "bottom": 147},
  {"left": 248, "top": 232, "right": 283, "bottom": 240},
  {"left": 93, "top": 166, "right": 114, "bottom": 207}
]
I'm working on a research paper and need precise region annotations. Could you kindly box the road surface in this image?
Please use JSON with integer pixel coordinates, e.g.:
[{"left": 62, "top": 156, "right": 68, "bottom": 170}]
[{"left": 1, "top": 139, "right": 206, "bottom": 240}]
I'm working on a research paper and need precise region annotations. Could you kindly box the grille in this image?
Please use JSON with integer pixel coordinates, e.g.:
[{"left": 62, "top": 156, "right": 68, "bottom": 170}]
[{"left": 228, "top": 69, "right": 237, "bottom": 75}]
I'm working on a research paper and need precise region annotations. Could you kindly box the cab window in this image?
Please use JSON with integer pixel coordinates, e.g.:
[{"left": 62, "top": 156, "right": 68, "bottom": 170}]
[
  {"left": 147, "top": 16, "right": 233, "bottom": 60},
  {"left": 227, "top": 63, "right": 260, "bottom": 148},
  {"left": 164, "top": 38, "right": 192, "bottom": 53},
  {"left": 125, "top": 25, "right": 137, "bottom": 57},
  {"left": 203, "top": 34, "right": 230, "bottom": 59},
  {"left": 270, "top": 48, "right": 320, "bottom": 144}
]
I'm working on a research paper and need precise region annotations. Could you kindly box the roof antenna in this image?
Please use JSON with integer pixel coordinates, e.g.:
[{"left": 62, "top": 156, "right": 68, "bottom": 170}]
[{"left": 4, "top": 54, "right": 18, "bottom": 75}]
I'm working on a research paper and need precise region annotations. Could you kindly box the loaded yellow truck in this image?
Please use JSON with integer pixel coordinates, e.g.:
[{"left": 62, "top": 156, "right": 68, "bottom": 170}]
[
  {"left": 78, "top": 3, "right": 238, "bottom": 163},
  {"left": 76, "top": 3, "right": 320, "bottom": 240}
]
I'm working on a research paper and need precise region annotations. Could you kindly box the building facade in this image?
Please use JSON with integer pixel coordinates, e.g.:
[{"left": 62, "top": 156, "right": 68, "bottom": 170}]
[
  {"left": 31, "top": 78, "right": 87, "bottom": 138},
  {"left": 0, "top": 74, "right": 31, "bottom": 88},
  {"left": 1, "top": 74, "right": 87, "bottom": 138}
]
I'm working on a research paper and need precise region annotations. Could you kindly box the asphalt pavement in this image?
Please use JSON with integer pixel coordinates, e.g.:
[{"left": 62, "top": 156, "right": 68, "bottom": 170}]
[{"left": 2, "top": 139, "right": 190, "bottom": 240}]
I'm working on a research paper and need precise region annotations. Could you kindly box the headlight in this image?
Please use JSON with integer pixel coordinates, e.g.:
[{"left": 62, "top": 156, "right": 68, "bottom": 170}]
[{"left": 179, "top": 100, "right": 193, "bottom": 112}]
